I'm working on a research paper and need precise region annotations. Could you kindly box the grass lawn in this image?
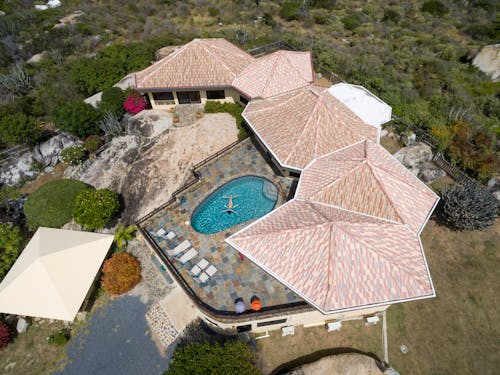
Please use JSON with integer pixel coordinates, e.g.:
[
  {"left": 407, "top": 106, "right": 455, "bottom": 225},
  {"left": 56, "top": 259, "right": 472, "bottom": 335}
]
[
  {"left": 23, "top": 178, "right": 92, "bottom": 230},
  {"left": 388, "top": 219, "right": 500, "bottom": 375},
  {"left": 254, "top": 219, "right": 499, "bottom": 374}
]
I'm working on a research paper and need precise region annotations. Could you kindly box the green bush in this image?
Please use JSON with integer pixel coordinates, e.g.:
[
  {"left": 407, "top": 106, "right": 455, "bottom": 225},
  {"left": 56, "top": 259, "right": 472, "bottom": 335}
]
[
  {"left": 208, "top": 7, "right": 220, "bottom": 17},
  {"left": 342, "top": 12, "right": 363, "bottom": 31},
  {"left": 47, "top": 328, "right": 70, "bottom": 346},
  {"left": 54, "top": 101, "right": 101, "bottom": 138},
  {"left": 24, "top": 179, "right": 93, "bottom": 230},
  {"left": 262, "top": 12, "right": 276, "bottom": 27},
  {"left": 59, "top": 145, "right": 86, "bottom": 165},
  {"left": 0, "top": 223, "right": 24, "bottom": 280},
  {"left": 99, "top": 87, "right": 125, "bottom": 117},
  {"left": 83, "top": 135, "right": 102, "bottom": 153},
  {"left": 0, "top": 113, "right": 43, "bottom": 145},
  {"left": 73, "top": 189, "right": 120, "bottom": 230},
  {"left": 421, "top": 1, "right": 449, "bottom": 17},
  {"left": 311, "top": 9, "right": 329, "bottom": 25},
  {"left": 382, "top": 9, "right": 400, "bottom": 23},
  {"left": 167, "top": 341, "right": 261, "bottom": 375},
  {"left": 204, "top": 101, "right": 247, "bottom": 139},
  {"left": 69, "top": 43, "right": 157, "bottom": 96},
  {"left": 281, "top": 1, "right": 301, "bottom": 21}
]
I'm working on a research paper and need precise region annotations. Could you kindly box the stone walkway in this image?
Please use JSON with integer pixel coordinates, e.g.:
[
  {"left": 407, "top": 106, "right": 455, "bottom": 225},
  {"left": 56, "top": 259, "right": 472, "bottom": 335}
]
[{"left": 145, "top": 303, "right": 180, "bottom": 348}]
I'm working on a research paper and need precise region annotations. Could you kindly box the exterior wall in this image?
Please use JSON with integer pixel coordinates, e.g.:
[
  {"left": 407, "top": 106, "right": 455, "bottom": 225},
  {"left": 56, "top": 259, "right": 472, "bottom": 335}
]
[
  {"left": 198, "top": 303, "right": 389, "bottom": 335},
  {"left": 145, "top": 88, "right": 241, "bottom": 110}
]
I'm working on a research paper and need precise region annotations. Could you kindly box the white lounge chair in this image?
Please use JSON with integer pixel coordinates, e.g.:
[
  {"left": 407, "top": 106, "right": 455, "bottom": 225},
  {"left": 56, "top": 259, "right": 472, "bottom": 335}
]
[
  {"left": 195, "top": 272, "right": 209, "bottom": 284},
  {"left": 281, "top": 326, "right": 295, "bottom": 336},
  {"left": 156, "top": 228, "right": 166, "bottom": 237},
  {"left": 166, "top": 240, "right": 191, "bottom": 257},
  {"left": 179, "top": 247, "right": 198, "bottom": 264},
  {"left": 206, "top": 264, "right": 218, "bottom": 277},
  {"left": 190, "top": 264, "right": 202, "bottom": 276},
  {"left": 166, "top": 231, "right": 176, "bottom": 240},
  {"left": 327, "top": 321, "right": 342, "bottom": 332},
  {"left": 197, "top": 258, "right": 209, "bottom": 270}
]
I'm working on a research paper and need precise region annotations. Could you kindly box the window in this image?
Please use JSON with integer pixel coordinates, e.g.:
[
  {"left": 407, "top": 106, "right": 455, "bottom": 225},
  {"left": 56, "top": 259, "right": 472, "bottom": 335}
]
[
  {"left": 289, "top": 171, "right": 301, "bottom": 178},
  {"left": 152, "top": 92, "right": 174, "bottom": 105},
  {"left": 239, "top": 95, "right": 249, "bottom": 105},
  {"left": 177, "top": 91, "right": 201, "bottom": 104},
  {"left": 236, "top": 324, "right": 252, "bottom": 333},
  {"left": 206, "top": 90, "right": 225, "bottom": 100},
  {"left": 256, "top": 318, "right": 287, "bottom": 327}
]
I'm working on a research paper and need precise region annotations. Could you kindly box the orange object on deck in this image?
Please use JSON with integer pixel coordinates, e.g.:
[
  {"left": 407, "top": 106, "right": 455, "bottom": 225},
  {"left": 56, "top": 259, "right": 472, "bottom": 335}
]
[{"left": 251, "top": 299, "right": 262, "bottom": 311}]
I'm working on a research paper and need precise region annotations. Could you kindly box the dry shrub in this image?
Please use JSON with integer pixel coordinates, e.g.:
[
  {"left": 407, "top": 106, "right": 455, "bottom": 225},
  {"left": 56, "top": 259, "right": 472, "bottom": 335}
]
[{"left": 101, "top": 252, "right": 141, "bottom": 295}]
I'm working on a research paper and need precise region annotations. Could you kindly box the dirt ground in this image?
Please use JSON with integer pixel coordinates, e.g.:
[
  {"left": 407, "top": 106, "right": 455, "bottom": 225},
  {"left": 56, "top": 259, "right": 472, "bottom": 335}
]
[
  {"left": 254, "top": 319, "right": 383, "bottom": 374},
  {"left": 18, "top": 164, "right": 68, "bottom": 195}
]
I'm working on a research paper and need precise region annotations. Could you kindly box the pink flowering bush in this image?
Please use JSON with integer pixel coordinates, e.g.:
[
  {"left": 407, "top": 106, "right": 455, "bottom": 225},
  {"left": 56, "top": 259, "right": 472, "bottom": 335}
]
[{"left": 124, "top": 90, "right": 146, "bottom": 115}]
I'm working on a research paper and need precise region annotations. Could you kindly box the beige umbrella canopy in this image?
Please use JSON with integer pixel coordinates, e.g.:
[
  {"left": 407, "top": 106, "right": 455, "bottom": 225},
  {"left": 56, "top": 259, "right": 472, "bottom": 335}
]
[{"left": 0, "top": 227, "right": 113, "bottom": 321}]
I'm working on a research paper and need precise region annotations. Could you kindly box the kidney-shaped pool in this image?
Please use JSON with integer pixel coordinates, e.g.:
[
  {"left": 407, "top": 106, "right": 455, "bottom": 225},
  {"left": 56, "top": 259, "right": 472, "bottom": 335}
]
[{"left": 191, "top": 176, "right": 278, "bottom": 234}]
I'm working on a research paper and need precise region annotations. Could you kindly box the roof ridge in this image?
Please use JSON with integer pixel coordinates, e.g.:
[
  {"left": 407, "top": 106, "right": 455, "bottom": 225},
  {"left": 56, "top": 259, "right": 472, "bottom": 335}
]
[
  {"left": 245, "top": 87, "right": 306, "bottom": 114},
  {"left": 280, "top": 50, "right": 311, "bottom": 83},
  {"left": 198, "top": 39, "right": 238, "bottom": 78},
  {"left": 364, "top": 160, "right": 405, "bottom": 224},
  {"left": 284, "top": 89, "right": 324, "bottom": 164}
]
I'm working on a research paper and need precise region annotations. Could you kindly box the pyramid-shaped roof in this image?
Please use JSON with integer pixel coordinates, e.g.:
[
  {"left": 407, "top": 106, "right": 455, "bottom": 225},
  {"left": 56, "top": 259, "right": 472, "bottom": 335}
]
[
  {"left": 0, "top": 228, "right": 114, "bottom": 321},
  {"left": 135, "top": 38, "right": 255, "bottom": 89},
  {"left": 233, "top": 50, "right": 314, "bottom": 99},
  {"left": 296, "top": 140, "right": 438, "bottom": 233},
  {"left": 243, "top": 85, "right": 379, "bottom": 170},
  {"left": 227, "top": 140, "right": 438, "bottom": 314}
]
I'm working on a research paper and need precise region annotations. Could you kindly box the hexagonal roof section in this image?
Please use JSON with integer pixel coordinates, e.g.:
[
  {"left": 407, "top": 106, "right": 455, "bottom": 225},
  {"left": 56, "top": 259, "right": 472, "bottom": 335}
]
[{"left": 243, "top": 85, "right": 379, "bottom": 170}]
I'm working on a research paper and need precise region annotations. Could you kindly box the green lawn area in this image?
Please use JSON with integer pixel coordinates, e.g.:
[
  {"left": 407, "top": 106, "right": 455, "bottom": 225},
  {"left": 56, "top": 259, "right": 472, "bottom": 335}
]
[
  {"left": 255, "top": 219, "right": 499, "bottom": 374},
  {"left": 23, "top": 179, "right": 92, "bottom": 230}
]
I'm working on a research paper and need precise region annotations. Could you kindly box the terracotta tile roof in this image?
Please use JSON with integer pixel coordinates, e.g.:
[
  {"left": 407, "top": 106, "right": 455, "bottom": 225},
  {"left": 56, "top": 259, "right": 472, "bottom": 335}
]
[
  {"left": 227, "top": 140, "right": 438, "bottom": 314},
  {"left": 243, "top": 85, "right": 379, "bottom": 170},
  {"left": 297, "top": 140, "right": 439, "bottom": 233},
  {"left": 233, "top": 50, "right": 314, "bottom": 99},
  {"left": 135, "top": 38, "right": 255, "bottom": 89}
]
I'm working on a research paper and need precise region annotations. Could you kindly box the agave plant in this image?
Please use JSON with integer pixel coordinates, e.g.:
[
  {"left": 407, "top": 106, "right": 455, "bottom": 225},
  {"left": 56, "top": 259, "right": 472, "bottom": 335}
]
[{"left": 114, "top": 224, "right": 137, "bottom": 250}]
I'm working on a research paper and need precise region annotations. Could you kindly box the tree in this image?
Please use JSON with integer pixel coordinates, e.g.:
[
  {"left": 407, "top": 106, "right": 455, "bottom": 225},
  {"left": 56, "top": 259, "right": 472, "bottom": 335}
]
[
  {"left": 0, "top": 224, "right": 24, "bottom": 280},
  {"left": 101, "top": 252, "right": 141, "bottom": 295},
  {"left": 54, "top": 101, "right": 101, "bottom": 138},
  {"left": 99, "top": 87, "right": 125, "bottom": 117},
  {"left": 73, "top": 189, "right": 120, "bottom": 230},
  {"left": 281, "top": 1, "right": 301, "bottom": 21},
  {"left": 24, "top": 179, "right": 92, "bottom": 230},
  {"left": 114, "top": 224, "right": 137, "bottom": 250},
  {"left": 0, "top": 112, "right": 43, "bottom": 145},
  {"left": 167, "top": 340, "right": 261, "bottom": 375},
  {"left": 442, "top": 183, "right": 498, "bottom": 231}
]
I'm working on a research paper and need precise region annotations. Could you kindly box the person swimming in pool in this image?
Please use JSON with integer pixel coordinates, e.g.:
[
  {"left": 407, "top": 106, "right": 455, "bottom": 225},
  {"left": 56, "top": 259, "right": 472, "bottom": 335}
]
[{"left": 221, "top": 195, "right": 239, "bottom": 214}]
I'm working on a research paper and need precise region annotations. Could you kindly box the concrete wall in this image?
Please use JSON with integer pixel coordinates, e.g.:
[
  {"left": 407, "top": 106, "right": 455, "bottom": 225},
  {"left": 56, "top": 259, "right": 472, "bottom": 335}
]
[
  {"left": 146, "top": 88, "right": 242, "bottom": 110},
  {"left": 198, "top": 304, "right": 389, "bottom": 334}
]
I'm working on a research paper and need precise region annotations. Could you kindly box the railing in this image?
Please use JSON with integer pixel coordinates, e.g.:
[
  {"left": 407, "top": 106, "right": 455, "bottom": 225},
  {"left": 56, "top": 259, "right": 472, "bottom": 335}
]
[
  {"left": 247, "top": 40, "right": 296, "bottom": 56},
  {"left": 136, "top": 219, "right": 310, "bottom": 321},
  {"left": 192, "top": 138, "right": 244, "bottom": 170},
  {"left": 0, "top": 145, "right": 31, "bottom": 167}
]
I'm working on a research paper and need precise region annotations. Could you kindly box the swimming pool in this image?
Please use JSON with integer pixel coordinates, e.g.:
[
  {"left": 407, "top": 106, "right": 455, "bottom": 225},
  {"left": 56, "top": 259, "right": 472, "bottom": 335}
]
[{"left": 191, "top": 176, "right": 278, "bottom": 234}]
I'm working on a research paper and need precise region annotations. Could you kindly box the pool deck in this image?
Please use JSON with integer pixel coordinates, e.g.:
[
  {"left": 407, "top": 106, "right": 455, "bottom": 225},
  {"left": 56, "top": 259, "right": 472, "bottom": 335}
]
[{"left": 141, "top": 138, "right": 304, "bottom": 314}]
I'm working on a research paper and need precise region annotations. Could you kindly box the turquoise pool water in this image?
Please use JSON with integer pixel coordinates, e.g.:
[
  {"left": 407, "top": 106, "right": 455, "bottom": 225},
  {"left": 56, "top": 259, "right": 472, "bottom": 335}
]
[{"left": 191, "top": 176, "right": 278, "bottom": 234}]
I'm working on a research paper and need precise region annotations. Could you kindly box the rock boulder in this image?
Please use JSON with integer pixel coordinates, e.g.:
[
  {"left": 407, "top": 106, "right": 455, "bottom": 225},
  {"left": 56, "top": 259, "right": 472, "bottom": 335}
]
[
  {"left": 418, "top": 162, "right": 447, "bottom": 184},
  {"left": 472, "top": 44, "right": 500, "bottom": 82},
  {"left": 16, "top": 318, "right": 29, "bottom": 334},
  {"left": 33, "top": 133, "right": 78, "bottom": 167},
  {"left": 393, "top": 142, "right": 433, "bottom": 168}
]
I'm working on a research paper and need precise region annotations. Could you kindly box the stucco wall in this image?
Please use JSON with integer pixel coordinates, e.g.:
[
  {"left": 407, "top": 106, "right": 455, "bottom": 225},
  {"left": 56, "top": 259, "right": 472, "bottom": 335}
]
[{"left": 146, "top": 88, "right": 242, "bottom": 109}]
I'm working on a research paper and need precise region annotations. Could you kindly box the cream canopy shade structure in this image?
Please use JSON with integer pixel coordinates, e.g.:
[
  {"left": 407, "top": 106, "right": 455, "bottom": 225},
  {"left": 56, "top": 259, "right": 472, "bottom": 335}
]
[{"left": 0, "top": 228, "right": 114, "bottom": 321}]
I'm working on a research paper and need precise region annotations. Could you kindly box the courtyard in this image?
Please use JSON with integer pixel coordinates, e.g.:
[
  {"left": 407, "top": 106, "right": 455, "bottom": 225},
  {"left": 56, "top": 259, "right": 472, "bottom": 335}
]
[{"left": 139, "top": 138, "right": 306, "bottom": 315}]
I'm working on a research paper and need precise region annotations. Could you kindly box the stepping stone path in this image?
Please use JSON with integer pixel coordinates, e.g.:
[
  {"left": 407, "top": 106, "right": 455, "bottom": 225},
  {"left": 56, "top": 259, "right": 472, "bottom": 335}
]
[{"left": 145, "top": 303, "right": 179, "bottom": 348}]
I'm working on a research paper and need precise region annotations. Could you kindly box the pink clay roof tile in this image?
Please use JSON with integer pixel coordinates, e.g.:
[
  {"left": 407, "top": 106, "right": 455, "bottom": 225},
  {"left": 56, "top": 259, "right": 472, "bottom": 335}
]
[
  {"left": 135, "top": 38, "right": 255, "bottom": 89},
  {"left": 243, "top": 85, "right": 379, "bottom": 170},
  {"left": 233, "top": 50, "right": 314, "bottom": 99},
  {"left": 227, "top": 140, "right": 438, "bottom": 314}
]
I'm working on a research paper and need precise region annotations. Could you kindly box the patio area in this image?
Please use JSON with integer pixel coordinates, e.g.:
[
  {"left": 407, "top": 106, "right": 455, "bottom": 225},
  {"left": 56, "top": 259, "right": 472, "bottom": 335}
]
[{"left": 140, "top": 138, "right": 304, "bottom": 314}]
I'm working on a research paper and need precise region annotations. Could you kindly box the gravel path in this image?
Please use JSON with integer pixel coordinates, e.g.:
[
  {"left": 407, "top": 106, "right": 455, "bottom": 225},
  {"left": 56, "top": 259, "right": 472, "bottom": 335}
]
[{"left": 55, "top": 295, "right": 167, "bottom": 375}]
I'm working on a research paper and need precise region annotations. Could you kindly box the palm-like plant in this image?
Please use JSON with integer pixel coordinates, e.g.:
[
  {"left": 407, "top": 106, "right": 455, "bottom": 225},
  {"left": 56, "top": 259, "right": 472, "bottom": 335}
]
[{"left": 114, "top": 224, "right": 137, "bottom": 250}]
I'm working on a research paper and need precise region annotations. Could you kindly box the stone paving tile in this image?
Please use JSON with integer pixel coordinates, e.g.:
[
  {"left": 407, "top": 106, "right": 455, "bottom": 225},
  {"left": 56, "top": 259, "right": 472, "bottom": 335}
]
[{"left": 142, "top": 138, "right": 303, "bottom": 313}]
